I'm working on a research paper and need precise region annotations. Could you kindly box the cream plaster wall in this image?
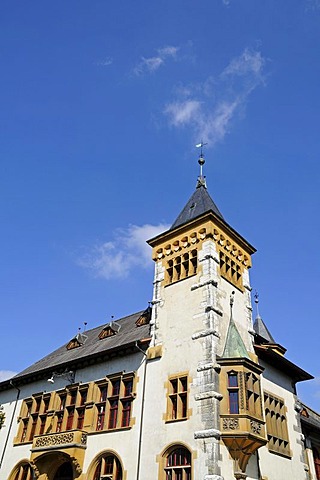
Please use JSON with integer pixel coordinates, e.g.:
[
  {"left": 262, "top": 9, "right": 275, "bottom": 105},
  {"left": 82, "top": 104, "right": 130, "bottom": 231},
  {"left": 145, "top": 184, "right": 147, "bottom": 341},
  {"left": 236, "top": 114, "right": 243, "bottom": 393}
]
[{"left": 258, "top": 363, "right": 307, "bottom": 480}]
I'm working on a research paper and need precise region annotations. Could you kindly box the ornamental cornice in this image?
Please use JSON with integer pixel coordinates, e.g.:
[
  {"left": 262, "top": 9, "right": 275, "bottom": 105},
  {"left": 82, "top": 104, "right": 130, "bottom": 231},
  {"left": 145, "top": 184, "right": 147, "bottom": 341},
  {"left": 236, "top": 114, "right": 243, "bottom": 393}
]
[{"left": 151, "top": 221, "right": 252, "bottom": 268}]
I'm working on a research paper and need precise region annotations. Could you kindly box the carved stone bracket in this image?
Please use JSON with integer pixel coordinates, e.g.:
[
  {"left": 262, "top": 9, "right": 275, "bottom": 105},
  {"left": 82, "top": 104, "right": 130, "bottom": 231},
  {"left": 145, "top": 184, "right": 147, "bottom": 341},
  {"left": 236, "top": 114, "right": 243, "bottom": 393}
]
[
  {"left": 195, "top": 391, "right": 223, "bottom": 401},
  {"left": 192, "top": 329, "right": 220, "bottom": 340},
  {"left": 71, "top": 456, "right": 82, "bottom": 475},
  {"left": 30, "top": 461, "right": 40, "bottom": 479},
  {"left": 191, "top": 279, "right": 218, "bottom": 291},
  {"left": 194, "top": 428, "right": 221, "bottom": 440}
]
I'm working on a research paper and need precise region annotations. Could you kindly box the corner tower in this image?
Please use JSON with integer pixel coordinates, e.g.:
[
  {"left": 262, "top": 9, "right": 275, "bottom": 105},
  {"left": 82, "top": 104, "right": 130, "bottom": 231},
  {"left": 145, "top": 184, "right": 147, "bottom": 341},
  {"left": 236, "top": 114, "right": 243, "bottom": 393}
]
[{"left": 145, "top": 151, "right": 263, "bottom": 480}]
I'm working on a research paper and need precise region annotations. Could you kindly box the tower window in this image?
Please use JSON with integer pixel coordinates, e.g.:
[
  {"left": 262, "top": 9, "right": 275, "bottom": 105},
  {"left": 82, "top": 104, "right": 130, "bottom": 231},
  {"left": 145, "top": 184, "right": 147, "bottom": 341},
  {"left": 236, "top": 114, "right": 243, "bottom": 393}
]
[
  {"left": 220, "top": 252, "right": 242, "bottom": 290},
  {"left": 166, "top": 250, "right": 197, "bottom": 286},
  {"left": 228, "top": 373, "right": 239, "bottom": 414}
]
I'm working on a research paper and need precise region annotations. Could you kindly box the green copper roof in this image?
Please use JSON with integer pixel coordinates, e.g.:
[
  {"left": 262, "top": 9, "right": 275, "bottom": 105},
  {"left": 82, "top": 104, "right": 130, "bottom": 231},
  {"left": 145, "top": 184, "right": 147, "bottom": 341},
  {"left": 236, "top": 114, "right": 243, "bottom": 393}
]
[{"left": 222, "top": 318, "right": 250, "bottom": 359}]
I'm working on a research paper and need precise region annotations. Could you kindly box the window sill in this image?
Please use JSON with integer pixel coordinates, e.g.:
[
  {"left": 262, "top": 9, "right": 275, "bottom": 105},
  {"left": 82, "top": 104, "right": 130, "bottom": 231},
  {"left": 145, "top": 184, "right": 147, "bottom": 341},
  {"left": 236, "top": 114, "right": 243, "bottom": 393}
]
[
  {"left": 268, "top": 447, "right": 292, "bottom": 459},
  {"left": 88, "top": 425, "right": 132, "bottom": 435},
  {"left": 165, "top": 273, "right": 197, "bottom": 288},
  {"left": 165, "top": 417, "right": 188, "bottom": 424}
]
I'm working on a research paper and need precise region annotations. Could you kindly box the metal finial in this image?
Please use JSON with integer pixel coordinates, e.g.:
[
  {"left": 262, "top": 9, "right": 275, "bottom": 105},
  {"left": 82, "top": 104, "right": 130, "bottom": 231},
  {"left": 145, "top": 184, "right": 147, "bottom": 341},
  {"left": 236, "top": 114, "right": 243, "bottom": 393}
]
[
  {"left": 196, "top": 141, "right": 208, "bottom": 177},
  {"left": 230, "top": 291, "right": 235, "bottom": 319},
  {"left": 254, "top": 291, "right": 260, "bottom": 317}
]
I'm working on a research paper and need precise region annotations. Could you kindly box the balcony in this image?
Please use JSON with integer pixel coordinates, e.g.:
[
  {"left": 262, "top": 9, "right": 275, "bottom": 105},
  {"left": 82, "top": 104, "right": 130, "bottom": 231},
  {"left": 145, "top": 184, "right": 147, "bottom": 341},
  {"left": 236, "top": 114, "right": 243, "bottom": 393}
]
[{"left": 31, "top": 429, "right": 87, "bottom": 452}]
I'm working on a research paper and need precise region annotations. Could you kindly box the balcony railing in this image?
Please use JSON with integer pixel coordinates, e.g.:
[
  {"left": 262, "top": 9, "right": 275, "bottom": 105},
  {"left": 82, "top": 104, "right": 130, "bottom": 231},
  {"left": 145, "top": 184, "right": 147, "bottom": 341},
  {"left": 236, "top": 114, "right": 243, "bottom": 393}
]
[{"left": 32, "top": 430, "right": 87, "bottom": 451}]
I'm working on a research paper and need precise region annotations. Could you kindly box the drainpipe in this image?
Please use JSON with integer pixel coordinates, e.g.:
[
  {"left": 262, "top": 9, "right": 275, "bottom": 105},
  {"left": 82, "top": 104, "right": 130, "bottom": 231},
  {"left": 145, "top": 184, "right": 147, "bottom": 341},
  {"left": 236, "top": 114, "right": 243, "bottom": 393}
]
[
  {"left": 0, "top": 380, "right": 21, "bottom": 470},
  {"left": 135, "top": 342, "right": 148, "bottom": 480}
]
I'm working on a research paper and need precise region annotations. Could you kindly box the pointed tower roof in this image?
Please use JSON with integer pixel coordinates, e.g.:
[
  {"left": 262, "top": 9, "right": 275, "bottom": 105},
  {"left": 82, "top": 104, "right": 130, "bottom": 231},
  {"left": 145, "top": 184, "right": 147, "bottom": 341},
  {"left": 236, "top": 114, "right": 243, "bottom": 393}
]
[
  {"left": 253, "top": 315, "right": 275, "bottom": 344},
  {"left": 252, "top": 293, "right": 275, "bottom": 344},
  {"left": 170, "top": 178, "right": 224, "bottom": 230},
  {"left": 223, "top": 318, "right": 250, "bottom": 359},
  {"left": 222, "top": 292, "right": 250, "bottom": 359}
]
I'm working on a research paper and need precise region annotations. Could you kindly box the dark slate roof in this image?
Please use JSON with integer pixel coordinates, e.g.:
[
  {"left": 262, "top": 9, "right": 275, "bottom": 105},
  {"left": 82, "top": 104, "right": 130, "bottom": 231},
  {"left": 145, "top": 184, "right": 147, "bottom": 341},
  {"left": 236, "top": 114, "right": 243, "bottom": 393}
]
[
  {"left": 299, "top": 402, "right": 320, "bottom": 431},
  {"left": 170, "top": 180, "right": 224, "bottom": 230},
  {"left": 2, "top": 310, "right": 150, "bottom": 389},
  {"left": 253, "top": 315, "right": 275, "bottom": 343}
]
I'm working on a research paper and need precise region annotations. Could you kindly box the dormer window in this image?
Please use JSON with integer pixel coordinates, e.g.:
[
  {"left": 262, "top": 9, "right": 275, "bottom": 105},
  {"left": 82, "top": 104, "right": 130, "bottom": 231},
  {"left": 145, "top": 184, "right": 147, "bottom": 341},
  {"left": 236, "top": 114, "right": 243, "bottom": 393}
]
[
  {"left": 66, "top": 332, "right": 88, "bottom": 350},
  {"left": 99, "top": 326, "right": 116, "bottom": 339},
  {"left": 99, "top": 321, "right": 121, "bottom": 339},
  {"left": 135, "top": 307, "right": 151, "bottom": 327}
]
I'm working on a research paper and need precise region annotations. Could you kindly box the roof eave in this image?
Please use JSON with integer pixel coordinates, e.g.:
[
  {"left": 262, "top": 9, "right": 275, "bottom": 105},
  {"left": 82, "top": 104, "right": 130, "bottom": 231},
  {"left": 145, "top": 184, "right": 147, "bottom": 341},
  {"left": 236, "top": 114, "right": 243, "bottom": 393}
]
[
  {"left": 254, "top": 345, "right": 313, "bottom": 383},
  {"left": 148, "top": 210, "right": 256, "bottom": 255},
  {"left": 0, "top": 337, "right": 151, "bottom": 392}
]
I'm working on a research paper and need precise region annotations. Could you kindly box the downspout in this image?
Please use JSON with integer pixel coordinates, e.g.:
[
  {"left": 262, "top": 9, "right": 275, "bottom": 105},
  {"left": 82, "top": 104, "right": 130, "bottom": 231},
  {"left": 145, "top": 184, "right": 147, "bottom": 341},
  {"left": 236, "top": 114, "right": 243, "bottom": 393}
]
[
  {"left": 0, "top": 380, "right": 21, "bottom": 469},
  {"left": 135, "top": 342, "right": 148, "bottom": 480}
]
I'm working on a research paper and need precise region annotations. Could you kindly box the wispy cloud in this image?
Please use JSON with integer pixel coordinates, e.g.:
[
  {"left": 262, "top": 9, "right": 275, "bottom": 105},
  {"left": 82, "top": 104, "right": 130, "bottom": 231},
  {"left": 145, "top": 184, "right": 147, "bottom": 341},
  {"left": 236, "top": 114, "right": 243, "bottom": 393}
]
[
  {"left": 306, "top": 0, "right": 320, "bottom": 10},
  {"left": 164, "top": 47, "right": 267, "bottom": 147},
  {"left": 96, "top": 57, "right": 113, "bottom": 67},
  {"left": 77, "top": 223, "right": 169, "bottom": 280},
  {"left": 134, "top": 45, "right": 179, "bottom": 76},
  {"left": 0, "top": 370, "right": 16, "bottom": 382}
]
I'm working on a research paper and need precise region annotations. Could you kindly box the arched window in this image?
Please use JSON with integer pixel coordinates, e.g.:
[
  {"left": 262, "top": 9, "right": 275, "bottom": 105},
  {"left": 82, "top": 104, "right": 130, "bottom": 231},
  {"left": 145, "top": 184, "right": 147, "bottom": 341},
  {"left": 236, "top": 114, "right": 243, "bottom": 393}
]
[
  {"left": 12, "top": 463, "right": 33, "bottom": 480},
  {"left": 93, "top": 453, "right": 122, "bottom": 480},
  {"left": 164, "top": 446, "right": 192, "bottom": 480}
]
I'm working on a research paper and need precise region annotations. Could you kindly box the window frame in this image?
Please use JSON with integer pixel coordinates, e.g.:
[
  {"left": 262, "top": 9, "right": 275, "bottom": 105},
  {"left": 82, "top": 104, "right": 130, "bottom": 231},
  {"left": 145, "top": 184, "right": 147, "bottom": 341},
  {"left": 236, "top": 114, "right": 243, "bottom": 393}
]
[
  {"left": 166, "top": 373, "right": 189, "bottom": 422},
  {"left": 264, "top": 391, "right": 291, "bottom": 457}
]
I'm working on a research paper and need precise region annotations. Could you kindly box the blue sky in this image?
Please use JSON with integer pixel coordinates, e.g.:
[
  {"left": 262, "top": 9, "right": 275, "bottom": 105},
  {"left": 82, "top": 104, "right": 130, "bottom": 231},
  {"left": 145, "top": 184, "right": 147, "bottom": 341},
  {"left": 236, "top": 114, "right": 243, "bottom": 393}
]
[{"left": 0, "top": 1, "right": 319, "bottom": 410}]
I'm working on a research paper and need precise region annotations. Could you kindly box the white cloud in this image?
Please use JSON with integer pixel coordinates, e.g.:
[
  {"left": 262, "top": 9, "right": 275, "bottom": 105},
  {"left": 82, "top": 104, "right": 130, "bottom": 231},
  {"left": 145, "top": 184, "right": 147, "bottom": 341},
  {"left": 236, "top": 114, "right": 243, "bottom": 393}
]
[
  {"left": 306, "top": 0, "right": 320, "bottom": 10},
  {"left": 134, "top": 45, "right": 179, "bottom": 75},
  {"left": 96, "top": 57, "right": 113, "bottom": 67},
  {"left": 222, "top": 48, "right": 265, "bottom": 79},
  {"left": 164, "top": 48, "right": 267, "bottom": 146},
  {"left": 0, "top": 370, "right": 16, "bottom": 382},
  {"left": 164, "top": 100, "right": 202, "bottom": 127},
  {"left": 77, "top": 223, "right": 169, "bottom": 280}
]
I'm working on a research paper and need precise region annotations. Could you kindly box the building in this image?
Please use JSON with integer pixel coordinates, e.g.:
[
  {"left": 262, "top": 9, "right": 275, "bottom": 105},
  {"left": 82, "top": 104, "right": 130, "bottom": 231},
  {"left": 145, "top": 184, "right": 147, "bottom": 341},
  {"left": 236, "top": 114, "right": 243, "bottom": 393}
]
[{"left": 0, "top": 153, "right": 318, "bottom": 480}]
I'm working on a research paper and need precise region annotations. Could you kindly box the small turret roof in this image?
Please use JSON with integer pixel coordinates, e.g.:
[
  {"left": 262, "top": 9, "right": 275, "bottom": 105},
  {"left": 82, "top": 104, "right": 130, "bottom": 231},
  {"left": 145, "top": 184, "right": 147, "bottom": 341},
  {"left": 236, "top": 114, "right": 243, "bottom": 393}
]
[
  {"left": 253, "top": 315, "right": 275, "bottom": 344},
  {"left": 222, "top": 318, "right": 250, "bottom": 359},
  {"left": 170, "top": 178, "right": 224, "bottom": 230}
]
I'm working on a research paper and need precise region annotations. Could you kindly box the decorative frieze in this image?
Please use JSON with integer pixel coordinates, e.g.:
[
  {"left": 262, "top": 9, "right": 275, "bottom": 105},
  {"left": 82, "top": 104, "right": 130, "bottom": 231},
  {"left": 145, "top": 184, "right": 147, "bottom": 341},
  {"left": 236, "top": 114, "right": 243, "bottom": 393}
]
[
  {"left": 222, "top": 418, "right": 239, "bottom": 430},
  {"left": 250, "top": 420, "right": 262, "bottom": 435},
  {"left": 34, "top": 432, "right": 74, "bottom": 448},
  {"left": 32, "top": 430, "right": 87, "bottom": 450}
]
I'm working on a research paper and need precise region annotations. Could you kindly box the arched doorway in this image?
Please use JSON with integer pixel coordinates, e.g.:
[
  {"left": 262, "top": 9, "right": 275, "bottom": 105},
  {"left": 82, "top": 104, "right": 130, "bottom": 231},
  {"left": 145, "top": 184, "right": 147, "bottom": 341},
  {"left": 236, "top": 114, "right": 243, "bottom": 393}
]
[{"left": 53, "top": 462, "right": 73, "bottom": 480}]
